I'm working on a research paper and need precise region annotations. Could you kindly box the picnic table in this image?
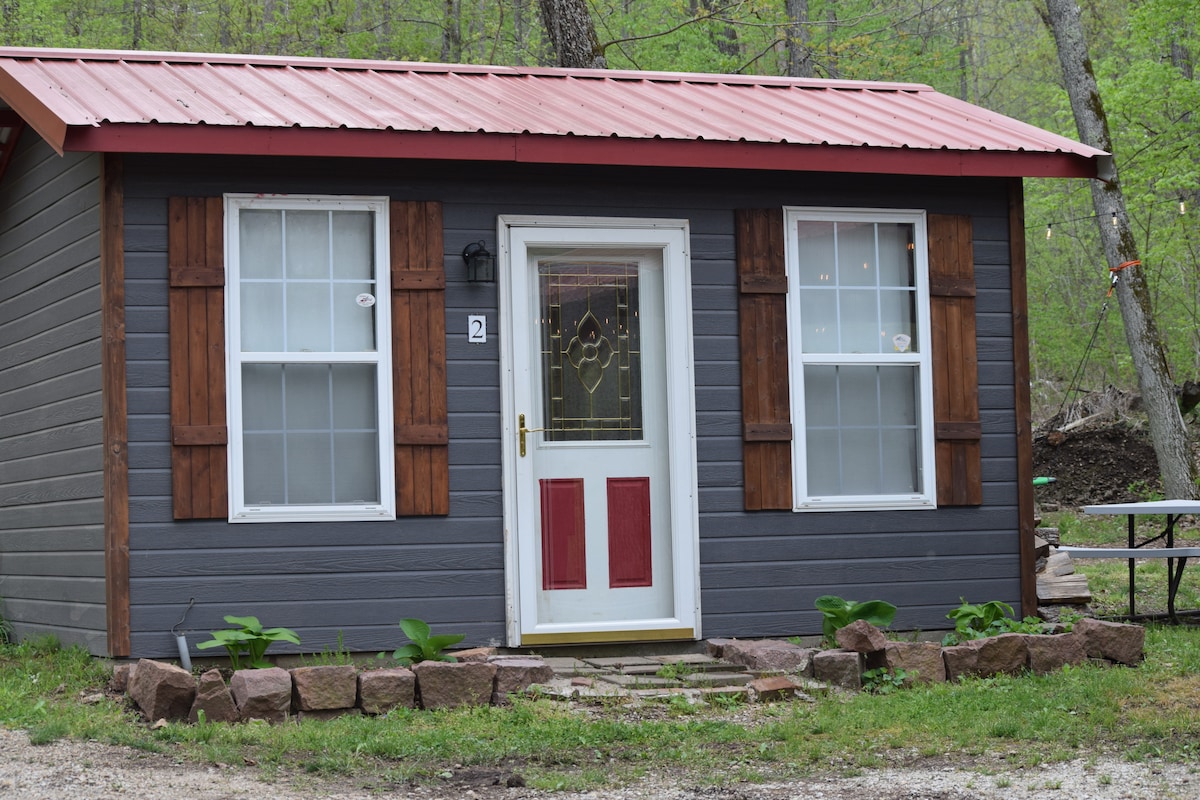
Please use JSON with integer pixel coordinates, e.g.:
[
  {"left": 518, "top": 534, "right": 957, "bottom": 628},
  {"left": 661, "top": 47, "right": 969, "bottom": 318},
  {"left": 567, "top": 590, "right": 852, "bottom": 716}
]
[{"left": 1057, "top": 499, "right": 1200, "bottom": 622}]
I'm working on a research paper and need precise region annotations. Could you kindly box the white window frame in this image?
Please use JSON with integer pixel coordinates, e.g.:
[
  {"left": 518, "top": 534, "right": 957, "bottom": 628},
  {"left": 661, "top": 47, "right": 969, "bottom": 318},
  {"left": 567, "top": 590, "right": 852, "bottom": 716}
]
[
  {"left": 225, "top": 194, "right": 395, "bottom": 523},
  {"left": 785, "top": 207, "right": 936, "bottom": 512}
]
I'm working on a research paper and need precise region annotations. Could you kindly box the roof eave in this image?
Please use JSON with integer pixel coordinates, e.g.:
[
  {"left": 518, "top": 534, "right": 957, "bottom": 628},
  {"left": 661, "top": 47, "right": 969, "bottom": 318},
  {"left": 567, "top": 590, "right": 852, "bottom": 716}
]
[
  {"left": 0, "top": 68, "right": 69, "bottom": 154},
  {"left": 62, "top": 125, "right": 1108, "bottom": 180}
]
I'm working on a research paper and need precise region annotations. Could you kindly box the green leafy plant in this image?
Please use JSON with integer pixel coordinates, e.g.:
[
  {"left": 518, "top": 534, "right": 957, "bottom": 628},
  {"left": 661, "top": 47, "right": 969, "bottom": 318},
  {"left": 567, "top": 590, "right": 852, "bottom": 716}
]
[
  {"left": 655, "top": 661, "right": 693, "bottom": 681},
  {"left": 814, "top": 595, "right": 897, "bottom": 645},
  {"left": 383, "top": 618, "right": 464, "bottom": 666},
  {"left": 195, "top": 615, "right": 301, "bottom": 669},
  {"left": 942, "top": 600, "right": 1047, "bottom": 645},
  {"left": 861, "top": 666, "right": 912, "bottom": 694}
]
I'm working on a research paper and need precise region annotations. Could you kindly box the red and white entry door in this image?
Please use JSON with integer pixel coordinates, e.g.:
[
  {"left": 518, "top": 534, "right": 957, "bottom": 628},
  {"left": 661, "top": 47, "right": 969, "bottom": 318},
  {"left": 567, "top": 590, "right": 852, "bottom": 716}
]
[{"left": 501, "top": 219, "right": 700, "bottom": 646}]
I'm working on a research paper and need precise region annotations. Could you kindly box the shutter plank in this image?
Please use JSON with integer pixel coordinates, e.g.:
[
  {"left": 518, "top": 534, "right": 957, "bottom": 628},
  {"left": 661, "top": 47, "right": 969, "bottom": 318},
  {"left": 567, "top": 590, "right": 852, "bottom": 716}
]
[
  {"left": 928, "top": 214, "right": 982, "bottom": 506},
  {"left": 168, "top": 197, "right": 228, "bottom": 520},
  {"left": 736, "top": 208, "right": 792, "bottom": 511},
  {"left": 391, "top": 200, "right": 449, "bottom": 516}
]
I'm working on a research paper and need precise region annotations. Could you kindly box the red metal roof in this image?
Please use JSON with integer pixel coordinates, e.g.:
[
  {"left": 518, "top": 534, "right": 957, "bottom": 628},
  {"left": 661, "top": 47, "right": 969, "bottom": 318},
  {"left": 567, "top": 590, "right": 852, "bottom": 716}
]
[{"left": 0, "top": 47, "right": 1110, "bottom": 179}]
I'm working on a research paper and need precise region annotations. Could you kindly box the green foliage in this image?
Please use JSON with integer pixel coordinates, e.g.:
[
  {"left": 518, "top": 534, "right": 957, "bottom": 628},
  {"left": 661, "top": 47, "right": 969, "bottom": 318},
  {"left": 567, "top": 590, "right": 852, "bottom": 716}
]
[
  {"left": 195, "top": 615, "right": 301, "bottom": 670},
  {"left": 382, "top": 618, "right": 464, "bottom": 666},
  {"left": 814, "top": 595, "right": 897, "bottom": 645},
  {"left": 861, "top": 667, "right": 912, "bottom": 694},
  {"left": 300, "top": 630, "right": 355, "bottom": 667},
  {"left": 942, "top": 600, "right": 1047, "bottom": 646},
  {"left": 655, "top": 661, "right": 692, "bottom": 681},
  {"left": 0, "top": 601, "right": 10, "bottom": 645}
]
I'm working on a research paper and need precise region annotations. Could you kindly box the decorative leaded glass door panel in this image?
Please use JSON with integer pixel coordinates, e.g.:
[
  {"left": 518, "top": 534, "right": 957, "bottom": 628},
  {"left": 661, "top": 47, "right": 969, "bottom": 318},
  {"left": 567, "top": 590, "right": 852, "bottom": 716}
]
[{"left": 503, "top": 223, "right": 700, "bottom": 646}]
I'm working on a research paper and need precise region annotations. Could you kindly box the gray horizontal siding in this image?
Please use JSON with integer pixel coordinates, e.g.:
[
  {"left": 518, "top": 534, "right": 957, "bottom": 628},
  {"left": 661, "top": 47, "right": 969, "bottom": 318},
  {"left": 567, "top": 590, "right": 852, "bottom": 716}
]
[
  {"left": 0, "top": 133, "right": 105, "bottom": 654},
  {"left": 119, "top": 156, "right": 1023, "bottom": 656}
]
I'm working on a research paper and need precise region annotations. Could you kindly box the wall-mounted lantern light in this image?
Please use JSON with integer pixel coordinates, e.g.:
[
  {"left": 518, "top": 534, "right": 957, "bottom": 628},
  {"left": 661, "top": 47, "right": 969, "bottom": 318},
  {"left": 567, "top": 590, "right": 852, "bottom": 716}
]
[{"left": 462, "top": 240, "right": 495, "bottom": 283}]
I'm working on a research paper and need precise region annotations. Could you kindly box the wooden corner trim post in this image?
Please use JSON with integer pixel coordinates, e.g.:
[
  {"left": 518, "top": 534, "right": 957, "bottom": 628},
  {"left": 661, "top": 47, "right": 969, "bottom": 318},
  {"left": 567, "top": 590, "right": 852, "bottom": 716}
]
[
  {"left": 101, "top": 154, "right": 131, "bottom": 658},
  {"left": 1009, "top": 179, "right": 1038, "bottom": 617}
]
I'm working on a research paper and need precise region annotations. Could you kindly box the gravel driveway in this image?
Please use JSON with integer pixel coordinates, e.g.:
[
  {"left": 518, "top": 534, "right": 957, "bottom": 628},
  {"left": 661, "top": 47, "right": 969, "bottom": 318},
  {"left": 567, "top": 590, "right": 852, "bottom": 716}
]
[{"left": 3, "top": 727, "right": 1198, "bottom": 800}]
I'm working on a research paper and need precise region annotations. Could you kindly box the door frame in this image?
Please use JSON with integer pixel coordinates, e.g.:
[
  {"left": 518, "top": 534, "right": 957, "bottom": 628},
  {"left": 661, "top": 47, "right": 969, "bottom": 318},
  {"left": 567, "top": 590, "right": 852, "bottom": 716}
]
[{"left": 497, "top": 215, "right": 701, "bottom": 647}]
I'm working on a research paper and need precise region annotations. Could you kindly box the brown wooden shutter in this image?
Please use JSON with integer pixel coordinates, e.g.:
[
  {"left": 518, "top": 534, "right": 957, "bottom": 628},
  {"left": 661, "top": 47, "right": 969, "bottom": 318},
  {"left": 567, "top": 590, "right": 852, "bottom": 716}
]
[
  {"left": 928, "top": 213, "right": 982, "bottom": 506},
  {"left": 168, "top": 197, "right": 228, "bottom": 519},
  {"left": 735, "top": 208, "right": 793, "bottom": 510},
  {"left": 391, "top": 200, "right": 450, "bottom": 516}
]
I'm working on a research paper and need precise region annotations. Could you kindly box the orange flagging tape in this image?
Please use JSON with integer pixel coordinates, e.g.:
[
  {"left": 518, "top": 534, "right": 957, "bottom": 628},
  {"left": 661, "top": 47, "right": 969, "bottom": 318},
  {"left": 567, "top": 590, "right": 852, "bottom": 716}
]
[{"left": 1107, "top": 259, "right": 1141, "bottom": 296}]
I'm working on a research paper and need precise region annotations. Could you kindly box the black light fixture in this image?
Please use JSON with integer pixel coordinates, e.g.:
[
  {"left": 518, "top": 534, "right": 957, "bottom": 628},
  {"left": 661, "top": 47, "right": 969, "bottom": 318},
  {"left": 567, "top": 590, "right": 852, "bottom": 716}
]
[{"left": 462, "top": 240, "right": 495, "bottom": 283}]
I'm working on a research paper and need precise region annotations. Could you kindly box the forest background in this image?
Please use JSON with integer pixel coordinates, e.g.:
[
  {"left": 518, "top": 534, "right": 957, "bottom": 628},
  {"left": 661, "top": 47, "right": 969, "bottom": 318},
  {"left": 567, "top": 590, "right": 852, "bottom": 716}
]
[{"left": 3, "top": 0, "right": 1196, "bottom": 420}]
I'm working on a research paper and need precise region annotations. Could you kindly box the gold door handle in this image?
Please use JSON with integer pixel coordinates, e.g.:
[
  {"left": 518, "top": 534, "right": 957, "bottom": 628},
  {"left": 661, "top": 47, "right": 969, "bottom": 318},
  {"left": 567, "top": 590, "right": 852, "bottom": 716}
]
[{"left": 518, "top": 414, "right": 546, "bottom": 457}]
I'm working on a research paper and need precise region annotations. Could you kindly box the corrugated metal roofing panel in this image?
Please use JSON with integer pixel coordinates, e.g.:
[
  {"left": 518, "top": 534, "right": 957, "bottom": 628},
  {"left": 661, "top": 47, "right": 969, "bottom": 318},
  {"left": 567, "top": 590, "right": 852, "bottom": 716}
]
[{"left": 0, "top": 47, "right": 1109, "bottom": 179}]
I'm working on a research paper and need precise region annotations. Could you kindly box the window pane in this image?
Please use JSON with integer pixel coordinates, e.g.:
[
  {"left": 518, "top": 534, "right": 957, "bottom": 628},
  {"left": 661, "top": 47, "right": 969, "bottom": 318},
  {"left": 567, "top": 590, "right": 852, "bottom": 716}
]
[
  {"left": 880, "top": 289, "right": 916, "bottom": 351},
  {"left": 803, "top": 364, "right": 920, "bottom": 498},
  {"left": 879, "top": 366, "right": 918, "bottom": 425},
  {"left": 539, "top": 260, "right": 643, "bottom": 442},
  {"left": 287, "top": 432, "right": 333, "bottom": 504},
  {"left": 805, "top": 428, "right": 840, "bottom": 496},
  {"left": 243, "top": 432, "right": 285, "bottom": 504},
  {"left": 794, "top": 221, "right": 835, "bottom": 285},
  {"left": 334, "top": 431, "right": 380, "bottom": 503},
  {"left": 877, "top": 223, "right": 914, "bottom": 287},
  {"left": 333, "top": 282, "right": 377, "bottom": 351},
  {"left": 284, "top": 364, "right": 332, "bottom": 429},
  {"left": 332, "top": 364, "right": 378, "bottom": 428},
  {"left": 333, "top": 212, "right": 373, "bottom": 281},
  {"left": 839, "top": 289, "right": 880, "bottom": 353},
  {"left": 799, "top": 288, "right": 838, "bottom": 353},
  {"left": 240, "top": 210, "right": 283, "bottom": 279},
  {"left": 242, "top": 364, "right": 284, "bottom": 430},
  {"left": 285, "top": 211, "right": 330, "bottom": 279},
  {"left": 286, "top": 282, "right": 332, "bottom": 352},
  {"left": 241, "top": 282, "right": 284, "bottom": 352},
  {"left": 836, "top": 222, "right": 876, "bottom": 287},
  {"left": 803, "top": 365, "right": 838, "bottom": 426},
  {"left": 881, "top": 429, "right": 921, "bottom": 493}
]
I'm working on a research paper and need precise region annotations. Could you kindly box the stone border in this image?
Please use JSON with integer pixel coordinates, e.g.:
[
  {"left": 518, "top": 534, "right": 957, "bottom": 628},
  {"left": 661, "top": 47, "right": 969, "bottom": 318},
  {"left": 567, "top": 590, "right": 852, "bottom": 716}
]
[
  {"left": 116, "top": 618, "right": 1145, "bottom": 723},
  {"left": 117, "top": 655, "right": 556, "bottom": 724},
  {"left": 708, "top": 617, "right": 1145, "bottom": 692}
]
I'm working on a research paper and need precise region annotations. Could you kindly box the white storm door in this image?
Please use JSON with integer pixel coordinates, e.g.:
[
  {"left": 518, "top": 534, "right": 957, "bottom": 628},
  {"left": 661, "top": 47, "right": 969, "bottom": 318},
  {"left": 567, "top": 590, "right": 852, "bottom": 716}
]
[{"left": 503, "top": 220, "right": 699, "bottom": 646}]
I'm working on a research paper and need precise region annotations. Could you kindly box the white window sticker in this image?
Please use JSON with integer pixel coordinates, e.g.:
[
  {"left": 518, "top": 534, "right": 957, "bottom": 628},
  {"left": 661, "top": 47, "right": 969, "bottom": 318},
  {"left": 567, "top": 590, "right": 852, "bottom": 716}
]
[{"left": 468, "top": 314, "right": 487, "bottom": 343}]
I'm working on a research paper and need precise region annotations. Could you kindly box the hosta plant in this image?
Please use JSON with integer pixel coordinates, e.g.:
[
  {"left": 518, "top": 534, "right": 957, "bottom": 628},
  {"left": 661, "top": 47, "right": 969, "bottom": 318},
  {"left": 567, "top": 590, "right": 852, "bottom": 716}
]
[
  {"left": 814, "top": 595, "right": 897, "bottom": 645},
  {"left": 195, "top": 615, "right": 301, "bottom": 670},
  {"left": 384, "top": 618, "right": 464, "bottom": 666}
]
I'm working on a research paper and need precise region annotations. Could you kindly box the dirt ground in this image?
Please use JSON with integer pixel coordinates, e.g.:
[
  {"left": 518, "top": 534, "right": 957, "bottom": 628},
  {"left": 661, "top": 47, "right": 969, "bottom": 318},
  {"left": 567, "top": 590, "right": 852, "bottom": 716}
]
[{"left": 1032, "top": 423, "right": 1164, "bottom": 507}]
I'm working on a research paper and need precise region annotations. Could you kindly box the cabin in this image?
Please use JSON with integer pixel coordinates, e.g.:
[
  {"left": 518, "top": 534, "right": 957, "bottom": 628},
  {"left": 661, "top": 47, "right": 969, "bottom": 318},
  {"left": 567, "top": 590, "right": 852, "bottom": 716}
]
[{"left": 0, "top": 47, "right": 1109, "bottom": 658}]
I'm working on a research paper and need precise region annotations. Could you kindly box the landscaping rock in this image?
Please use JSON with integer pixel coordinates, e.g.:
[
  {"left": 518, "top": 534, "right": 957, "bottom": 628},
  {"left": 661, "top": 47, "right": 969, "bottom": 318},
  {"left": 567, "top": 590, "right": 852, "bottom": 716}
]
[
  {"left": 1025, "top": 633, "right": 1087, "bottom": 674},
  {"left": 835, "top": 620, "right": 888, "bottom": 654},
  {"left": 413, "top": 661, "right": 497, "bottom": 709},
  {"left": 713, "top": 639, "right": 815, "bottom": 674},
  {"left": 290, "top": 665, "right": 357, "bottom": 711},
  {"left": 357, "top": 667, "right": 416, "bottom": 714},
  {"left": 452, "top": 646, "right": 498, "bottom": 663},
  {"left": 189, "top": 669, "right": 238, "bottom": 724},
  {"left": 942, "top": 633, "right": 1028, "bottom": 680},
  {"left": 812, "top": 649, "right": 861, "bottom": 690},
  {"left": 230, "top": 667, "right": 292, "bottom": 723},
  {"left": 748, "top": 675, "right": 807, "bottom": 702},
  {"left": 867, "top": 641, "right": 946, "bottom": 684},
  {"left": 108, "top": 663, "right": 133, "bottom": 694},
  {"left": 490, "top": 656, "right": 555, "bottom": 705},
  {"left": 1072, "top": 618, "right": 1144, "bottom": 665},
  {"left": 128, "top": 659, "right": 196, "bottom": 722}
]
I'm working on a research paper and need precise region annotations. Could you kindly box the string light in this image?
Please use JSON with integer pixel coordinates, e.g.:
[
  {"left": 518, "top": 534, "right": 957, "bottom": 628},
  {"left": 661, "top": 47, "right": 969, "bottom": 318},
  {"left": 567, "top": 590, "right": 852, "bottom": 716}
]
[{"left": 1032, "top": 197, "right": 1190, "bottom": 234}]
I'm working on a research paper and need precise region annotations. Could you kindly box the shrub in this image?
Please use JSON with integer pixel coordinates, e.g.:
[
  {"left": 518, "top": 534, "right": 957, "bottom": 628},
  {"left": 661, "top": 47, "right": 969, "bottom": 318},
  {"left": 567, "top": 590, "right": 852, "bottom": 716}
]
[
  {"left": 813, "top": 595, "right": 897, "bottom": 645},
  {"left": 195, "top": 615, "right": 301, "bottom": 669},
  {"left": 383, "top": 618, "right": 464, "bottom": 666}
]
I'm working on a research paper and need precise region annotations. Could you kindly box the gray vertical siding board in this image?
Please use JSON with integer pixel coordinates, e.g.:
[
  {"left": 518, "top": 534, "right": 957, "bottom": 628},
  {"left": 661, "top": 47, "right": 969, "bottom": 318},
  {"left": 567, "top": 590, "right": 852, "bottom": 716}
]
[
  {"left": 116, "top": 157, "right": 1022, "bottom": 656},
  {"left": 0, "top": 133, "right": 105, "bottom": 654}
]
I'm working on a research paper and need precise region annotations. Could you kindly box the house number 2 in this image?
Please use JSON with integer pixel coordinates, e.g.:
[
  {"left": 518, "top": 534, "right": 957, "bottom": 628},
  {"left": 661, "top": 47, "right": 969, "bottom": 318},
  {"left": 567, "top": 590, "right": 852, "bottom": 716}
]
[{"left": 468, "top": 315, "right": 487, "bottom": 343}]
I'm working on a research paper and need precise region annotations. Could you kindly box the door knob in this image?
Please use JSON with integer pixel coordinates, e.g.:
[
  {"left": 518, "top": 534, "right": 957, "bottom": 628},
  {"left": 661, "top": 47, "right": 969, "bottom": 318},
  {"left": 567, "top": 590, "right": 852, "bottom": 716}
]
[{"left": 518, "top": 414, "right": 546, "bottom": 457}]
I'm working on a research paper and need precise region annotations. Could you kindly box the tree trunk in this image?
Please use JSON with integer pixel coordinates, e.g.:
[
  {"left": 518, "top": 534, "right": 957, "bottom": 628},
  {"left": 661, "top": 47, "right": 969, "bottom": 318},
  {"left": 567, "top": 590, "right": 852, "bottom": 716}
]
[
  {"left": 785, "top": 0, "right": 814, "bottom": 78},
  {"left": 538, "top": 0, "right": 606, "bottom": 68},
  {"left": 1042, "top": 0, "right": 1197, "bottom": 500}
]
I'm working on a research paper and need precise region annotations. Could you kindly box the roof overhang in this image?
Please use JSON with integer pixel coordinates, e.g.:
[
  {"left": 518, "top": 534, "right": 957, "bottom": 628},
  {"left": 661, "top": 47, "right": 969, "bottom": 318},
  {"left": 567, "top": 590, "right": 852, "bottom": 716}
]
[{"left": 61, "top": 124, "right": 1110, "bottom": 180}]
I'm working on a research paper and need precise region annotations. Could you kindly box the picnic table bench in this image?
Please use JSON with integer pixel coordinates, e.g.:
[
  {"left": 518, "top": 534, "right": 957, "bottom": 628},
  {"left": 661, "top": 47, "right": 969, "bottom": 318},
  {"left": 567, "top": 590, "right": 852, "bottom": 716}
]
[{"left": 1057, "top": 500, "right": 1200, "bottom": 621}]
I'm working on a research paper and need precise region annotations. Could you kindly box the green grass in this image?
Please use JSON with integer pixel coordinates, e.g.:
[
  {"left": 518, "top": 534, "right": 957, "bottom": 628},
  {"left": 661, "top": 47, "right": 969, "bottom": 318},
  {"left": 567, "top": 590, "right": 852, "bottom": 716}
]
[{"left": 4, "top": 625, "right": 1200, "bottom": 791}]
